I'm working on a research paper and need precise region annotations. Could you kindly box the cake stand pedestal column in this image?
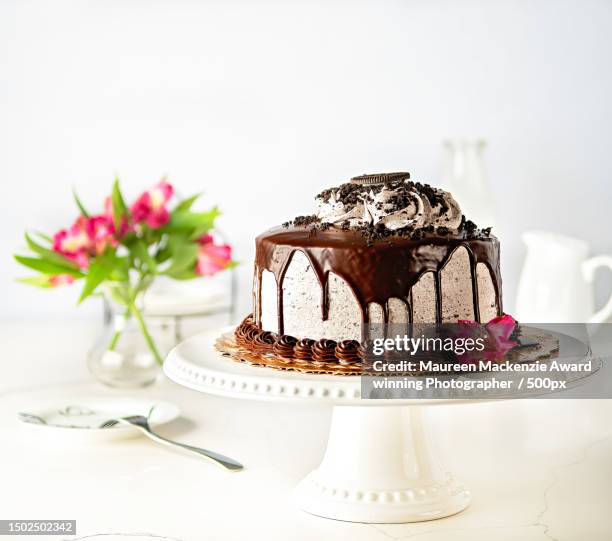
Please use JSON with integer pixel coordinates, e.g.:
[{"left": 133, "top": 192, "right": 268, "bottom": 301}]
[{"left": 294, "top": 405, "right": 470, "bottom": 523}]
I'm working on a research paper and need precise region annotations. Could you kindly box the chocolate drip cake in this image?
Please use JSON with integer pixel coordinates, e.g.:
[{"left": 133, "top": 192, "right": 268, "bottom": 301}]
[{"left": 233, "top": 171, "right": 503, "bottom": 371}]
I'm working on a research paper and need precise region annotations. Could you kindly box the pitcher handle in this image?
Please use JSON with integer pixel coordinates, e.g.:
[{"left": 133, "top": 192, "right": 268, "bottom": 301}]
[{"left": 582, "top": 256, "right": 612, "bottom": 323}]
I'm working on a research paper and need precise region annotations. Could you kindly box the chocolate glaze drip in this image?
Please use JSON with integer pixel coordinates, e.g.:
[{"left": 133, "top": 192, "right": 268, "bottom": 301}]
[{"left": 254, "top": 225, "right": 502, "bottom": 331}]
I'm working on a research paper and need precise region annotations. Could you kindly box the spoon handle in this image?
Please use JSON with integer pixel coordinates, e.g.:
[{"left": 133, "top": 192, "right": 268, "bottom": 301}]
[{"left": 125, "top": 421, "right": 243, "bottom": 471}]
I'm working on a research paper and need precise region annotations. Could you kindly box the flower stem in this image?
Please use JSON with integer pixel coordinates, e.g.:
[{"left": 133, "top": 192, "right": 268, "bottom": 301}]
[
  {"left": 129, "top": 301, "right": 164, "bottom": 366},
  {"left": 107, "top": 307, "right": 131, "bottom": 351}
]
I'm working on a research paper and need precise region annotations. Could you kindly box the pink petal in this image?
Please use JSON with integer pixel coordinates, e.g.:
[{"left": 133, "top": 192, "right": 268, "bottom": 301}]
[
  {"left": 482, "top": 315, "right": 518, "bottom": 361},
  {"left": 145, "top": 207, "right": 170, "bottom": 229},
  {"left": 130, "top": 193, "right": 152, "bottom": 223},
  {"left": 196, "top": 241, "right": 232, "bottom": 276},
  {"left": 49, "top": 274, "right": 75, "bottom": 287},
  {"left": 53, "top": 218, "right": 90, "bottom": 259},
  {"left": 148, "top": 180, "right": 174, "bottom": 210},
  {"left": 52, "top": 230, "right": 68, "bottom": 253},
  {"left": 486, "top": 314, "right": 517, "bottom": 343},
  {"left": 73, "top": 251, "right": 90, "bottom": 269},
  {"left": 156, "top": 180, "right": 174, "bottom": 201},
  {"left": 103, "top": 196, "right": 114, "bottom": 220},
  {"left": 198, "top": 234, "right": 214, "bottom": 246},
  {"left": 130, "top": 181, "right": 173, "bottom": 228}
]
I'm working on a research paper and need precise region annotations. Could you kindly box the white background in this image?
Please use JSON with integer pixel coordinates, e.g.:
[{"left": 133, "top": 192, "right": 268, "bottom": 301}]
[{"left": 1, "top": 0, "right": 611, "bottom": 322}]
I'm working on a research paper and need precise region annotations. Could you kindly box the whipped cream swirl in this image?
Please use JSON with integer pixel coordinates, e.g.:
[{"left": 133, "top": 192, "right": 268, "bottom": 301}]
[{"left": 316, "top": 181, "right": 462, "bottom": 231}]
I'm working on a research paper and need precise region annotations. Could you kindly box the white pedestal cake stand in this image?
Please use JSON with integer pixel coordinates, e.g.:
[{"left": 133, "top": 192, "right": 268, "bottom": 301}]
[
  {"left": 164, "top": 330, "right": 474, "bottom": 524},
  {"left": 164, "top": 328, "right": 596, "bottom": 523}
]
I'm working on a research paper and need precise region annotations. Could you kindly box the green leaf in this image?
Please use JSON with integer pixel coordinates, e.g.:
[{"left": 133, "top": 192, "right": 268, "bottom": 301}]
[
  {"left": 135, "top": 273, "right": 154, "bottom": 295},
  {"left": 165, "top": 269, "right": 198, "bottom": 280},
  {"left": 108, "top": 256, "right": 130, "bottom": 282},
  {"left": 174, "top": 193, "right": 202, "bottom": 212},
  {"left": 24, "top": 233, "right": 79, "bottom": 268},
  {"left": 162, "top": 240, "right": 198, "bottom": 277},
  {"left": 118, "top": 230, "right": 137, "bottom": 246},
  {"left": 72, "top": 188, "right": 90, "bottom": 217},
  {"left": 131, "top": 239, "right": 157, "bottom": 273},
  {"left": 14, "top": 255, "right": 84, "bottom": 277},
  {"left": 154, "top": 243, "right": 172, "bottom": 264},
  {"left": 106, "top": 283, "right": 130, "bottom": 305},
  {"left": 33, "top": 231, "right": 53, "bottom": 244},
  {"left": 16, "top": 276, "right": 53, "bottom": 288},
  {"left": 111, "top": 177, "right": 129, "bottom": 232},
  {"left": 78, "top": 250, "right": 116, "bottom": 304},
  {"left": 164, "top": 207, "right": 220, "bottom": 237},
  {"left": 189, "top": 224, "right": 215, "bottom": 241}
]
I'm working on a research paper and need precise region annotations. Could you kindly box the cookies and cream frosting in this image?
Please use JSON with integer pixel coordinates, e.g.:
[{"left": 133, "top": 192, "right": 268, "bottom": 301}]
[{"left": 315, "top": 174, "right": 462, "bottom": 231}]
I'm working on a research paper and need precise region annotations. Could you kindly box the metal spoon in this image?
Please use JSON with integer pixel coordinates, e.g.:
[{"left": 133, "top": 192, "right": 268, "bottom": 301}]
[{"left": 100, "top": 415, "right": 243, "bottom": 472}]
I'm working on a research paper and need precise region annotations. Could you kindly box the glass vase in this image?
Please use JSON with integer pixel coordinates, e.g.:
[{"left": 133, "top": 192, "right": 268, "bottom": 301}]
[{"left": 87, "top": 297, "right": 176, "bottom": 388}]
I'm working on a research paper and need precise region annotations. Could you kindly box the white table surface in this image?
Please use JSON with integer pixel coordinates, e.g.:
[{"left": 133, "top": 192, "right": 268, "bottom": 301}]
[{"left": 1, "top": 320, "right": 611, "bottom": 541}]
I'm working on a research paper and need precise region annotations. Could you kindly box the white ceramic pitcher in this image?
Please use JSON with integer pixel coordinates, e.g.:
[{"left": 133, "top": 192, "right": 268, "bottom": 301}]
[{"left": 516, "top": 231, "right": 612, "bottom": 323}]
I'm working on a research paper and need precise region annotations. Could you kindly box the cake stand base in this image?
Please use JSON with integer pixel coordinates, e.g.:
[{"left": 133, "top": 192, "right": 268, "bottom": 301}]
[{"left": 294, "top": 405, "right": 470, "bottom": 523}]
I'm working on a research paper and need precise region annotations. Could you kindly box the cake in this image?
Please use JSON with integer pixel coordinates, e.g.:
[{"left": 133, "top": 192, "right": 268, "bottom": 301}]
[{"left": 233, "top": 171, "right": 503, "bottom": 370}]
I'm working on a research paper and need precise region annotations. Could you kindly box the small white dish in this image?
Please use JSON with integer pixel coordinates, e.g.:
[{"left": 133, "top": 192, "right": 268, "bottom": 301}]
[{"left": 17, "top": 397, "right": 180, "bottom": 442}]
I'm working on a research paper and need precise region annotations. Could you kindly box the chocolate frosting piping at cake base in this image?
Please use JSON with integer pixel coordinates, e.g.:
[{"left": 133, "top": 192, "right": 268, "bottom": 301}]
[{"left": 230, "top": 318, "right": 560, "bottom": 374}]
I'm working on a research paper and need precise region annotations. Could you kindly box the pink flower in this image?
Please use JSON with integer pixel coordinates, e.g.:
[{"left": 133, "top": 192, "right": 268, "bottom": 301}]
[
  {"left": 456, "top": 314, "right": 518, "bottom": 363},
  {"left": 104, "top": 196, "right": 130, "bottom": 237},
  {"left": 196, "top": 234, "right": 232, "bottom": 276},
  {"left": 481, "top": 314, "right": 518, "bottom": 361},
  {"left": 88, "top": 215, "right": 118, "bottom": 255},
  {"left": 53, "top": 215, "right": 117, "bottom": 268},
  {"left": 53, "top": 216, "right": 94, "bottom": 268},
  {"left": 49, "top": 274, "right": 75, "bottom": 287},
  {"left": 130, "top": 180, "right": 174, "bottom": 229}
]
